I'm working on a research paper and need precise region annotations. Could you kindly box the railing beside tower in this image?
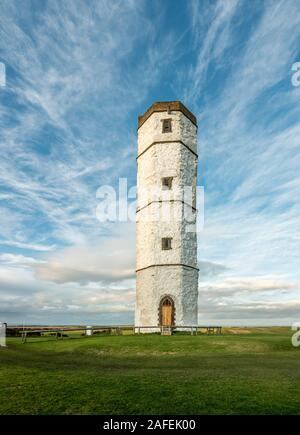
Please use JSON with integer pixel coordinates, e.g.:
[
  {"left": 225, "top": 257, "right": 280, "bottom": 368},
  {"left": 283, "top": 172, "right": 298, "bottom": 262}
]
[{"left": 6, "top": 324, "right": 222, "bottom": 342}]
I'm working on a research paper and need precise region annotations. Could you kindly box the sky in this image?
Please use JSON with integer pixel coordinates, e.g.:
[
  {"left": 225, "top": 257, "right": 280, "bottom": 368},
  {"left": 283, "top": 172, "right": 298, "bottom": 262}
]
[{"left": 0, "top": 0, "right": 300, "bottom": 326}]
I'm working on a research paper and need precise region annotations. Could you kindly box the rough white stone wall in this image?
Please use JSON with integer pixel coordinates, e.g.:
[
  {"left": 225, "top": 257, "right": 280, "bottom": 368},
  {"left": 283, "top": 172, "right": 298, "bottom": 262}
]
[
  {"left": 136, "top": 266, "right": 198, "bottom": 327},
  {"left": 135, "top": 107, "right": 198, "bottom": 328},
  {"left": 137, "top": 143, "right": 197, "bottom": 209},
  {"left": 138, "top": 111, "right": 197, "bottom": 155},
  {"left": 136, "top": 202, "right": 197, "bottom": 270}
]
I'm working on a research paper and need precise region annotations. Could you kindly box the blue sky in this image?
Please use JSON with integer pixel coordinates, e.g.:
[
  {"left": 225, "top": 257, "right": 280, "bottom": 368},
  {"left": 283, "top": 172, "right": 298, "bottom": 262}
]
[{"left": 0, "top": 0, "right": 300, "bottom": 325}]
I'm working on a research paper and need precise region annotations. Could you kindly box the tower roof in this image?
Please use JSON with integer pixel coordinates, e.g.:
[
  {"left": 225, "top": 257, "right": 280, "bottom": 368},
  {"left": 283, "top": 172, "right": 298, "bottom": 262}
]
[{"left": 138, "top": 101, "right": 197, "bottom": 129}]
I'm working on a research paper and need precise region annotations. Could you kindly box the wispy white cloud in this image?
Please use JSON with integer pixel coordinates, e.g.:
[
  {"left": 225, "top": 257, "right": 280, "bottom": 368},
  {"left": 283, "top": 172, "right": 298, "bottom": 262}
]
[
  {"left": 0, "top": 0, "right": 156, "bottom": 251},
  {"left": 0, "top": 253, "right": 46, "bottom": 266},
  {"left": 185, "top": 0, "right": 240, "bottom": 104},
  {"left": 199, "top": 275, "right": 296, "bottom": 297},
  {"left": 36, "top": 224, "right": 135, "bottom": 284}
]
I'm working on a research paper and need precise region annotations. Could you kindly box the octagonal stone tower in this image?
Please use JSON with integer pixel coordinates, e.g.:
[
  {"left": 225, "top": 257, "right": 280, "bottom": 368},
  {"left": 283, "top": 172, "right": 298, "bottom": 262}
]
[{"left": 135, "top": 101, "right": 199, "bottom": 330}]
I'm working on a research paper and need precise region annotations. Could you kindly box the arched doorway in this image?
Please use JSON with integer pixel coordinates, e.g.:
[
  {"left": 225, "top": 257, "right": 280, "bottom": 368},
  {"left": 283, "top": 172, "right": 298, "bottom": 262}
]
[{"left": 159, "top": 296, "right": 175, "bottom": 327}]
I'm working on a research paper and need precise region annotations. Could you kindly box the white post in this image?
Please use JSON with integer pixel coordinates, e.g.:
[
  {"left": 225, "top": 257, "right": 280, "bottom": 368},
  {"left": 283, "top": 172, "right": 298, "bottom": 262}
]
[
  {"left": 0, "top": 322, "right": 7, "bottom": 347},
  {"left": 86, "top": 326, "right": 93, "bottom": 336}
]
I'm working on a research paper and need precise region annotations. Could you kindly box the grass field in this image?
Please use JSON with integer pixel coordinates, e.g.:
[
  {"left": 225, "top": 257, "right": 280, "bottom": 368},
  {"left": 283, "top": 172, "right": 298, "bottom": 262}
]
[{"left": 0, "top": 327, "right": 299, "bottom": 415}]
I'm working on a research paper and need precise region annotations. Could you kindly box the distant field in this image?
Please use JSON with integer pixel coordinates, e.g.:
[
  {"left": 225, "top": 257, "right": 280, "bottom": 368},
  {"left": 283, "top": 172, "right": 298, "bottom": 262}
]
[{"left": 0, "top": 327, "right": 299, "bottom": 415}]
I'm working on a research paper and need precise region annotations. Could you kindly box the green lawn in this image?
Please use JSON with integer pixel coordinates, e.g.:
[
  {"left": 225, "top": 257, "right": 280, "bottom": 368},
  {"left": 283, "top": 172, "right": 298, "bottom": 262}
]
[{"left": 0, "top": 327, "right": 299, "bottom": 415}]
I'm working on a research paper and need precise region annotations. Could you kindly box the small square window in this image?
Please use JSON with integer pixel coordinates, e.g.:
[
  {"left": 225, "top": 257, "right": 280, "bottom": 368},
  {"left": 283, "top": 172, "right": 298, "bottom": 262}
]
[
  {"left": 162, "top": 177, "right": 173, "bottom": 190},
  {"left": 162, "top": 237, "right": 172, "bottom": 250},
  {"left": 161, "top": 118, "right": 172, "bottom": 133}
]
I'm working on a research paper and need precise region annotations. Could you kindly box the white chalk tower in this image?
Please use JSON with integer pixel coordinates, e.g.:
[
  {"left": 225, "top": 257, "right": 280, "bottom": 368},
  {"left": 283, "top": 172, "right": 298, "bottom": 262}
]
[{"left": 135, "top": 101, "right": 199, "bottom": 330}]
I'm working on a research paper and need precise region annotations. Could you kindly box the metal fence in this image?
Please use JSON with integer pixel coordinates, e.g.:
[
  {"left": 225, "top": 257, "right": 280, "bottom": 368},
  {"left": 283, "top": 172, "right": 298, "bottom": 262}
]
[{"left": 6, "top": 324, "right": 222, "bottom": 343}]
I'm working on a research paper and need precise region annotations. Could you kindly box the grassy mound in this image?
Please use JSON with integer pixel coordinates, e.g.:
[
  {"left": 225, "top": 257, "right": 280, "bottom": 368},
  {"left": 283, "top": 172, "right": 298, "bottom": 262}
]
[{"left": 0, "top": 327, "right": 299, "bottom": 415}]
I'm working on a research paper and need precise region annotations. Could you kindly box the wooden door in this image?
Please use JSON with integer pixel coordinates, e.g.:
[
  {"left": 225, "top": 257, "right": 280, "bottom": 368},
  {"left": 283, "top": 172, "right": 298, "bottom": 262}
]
[{"left": 162, "top": 299, "right": 173, "bottom": 326}]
